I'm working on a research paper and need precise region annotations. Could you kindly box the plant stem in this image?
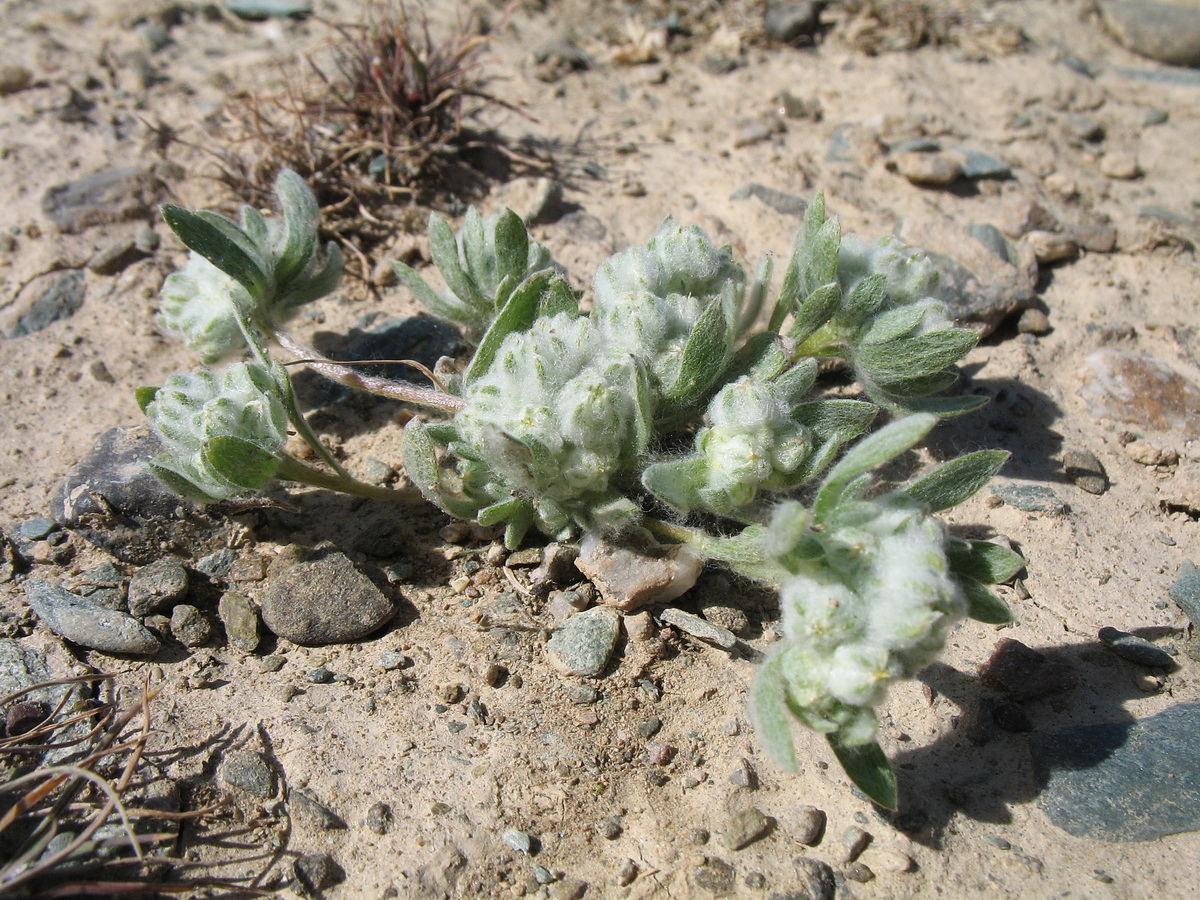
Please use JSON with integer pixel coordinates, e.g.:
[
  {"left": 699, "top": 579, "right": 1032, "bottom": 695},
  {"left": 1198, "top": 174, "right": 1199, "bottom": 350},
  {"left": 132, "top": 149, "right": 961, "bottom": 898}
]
[
  {"left": 275, "top": 455, "right": 421, "bottom": 501},
  {"left": 274, "top": 330, "right": 466, "bottom": 412}
]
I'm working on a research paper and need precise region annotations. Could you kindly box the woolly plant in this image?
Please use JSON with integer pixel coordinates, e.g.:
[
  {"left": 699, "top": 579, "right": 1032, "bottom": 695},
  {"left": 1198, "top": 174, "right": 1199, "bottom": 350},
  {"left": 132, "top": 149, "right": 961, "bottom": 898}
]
[{"left": 141, "top": 171, "right": 1021, "bottom": 807}]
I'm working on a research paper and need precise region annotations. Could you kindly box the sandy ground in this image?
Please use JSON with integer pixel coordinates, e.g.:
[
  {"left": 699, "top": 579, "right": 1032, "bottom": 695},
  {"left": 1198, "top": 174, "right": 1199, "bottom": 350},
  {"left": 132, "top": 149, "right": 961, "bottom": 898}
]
[{"left": 2, "top": 0, "right": 1200, "bottom": 897}]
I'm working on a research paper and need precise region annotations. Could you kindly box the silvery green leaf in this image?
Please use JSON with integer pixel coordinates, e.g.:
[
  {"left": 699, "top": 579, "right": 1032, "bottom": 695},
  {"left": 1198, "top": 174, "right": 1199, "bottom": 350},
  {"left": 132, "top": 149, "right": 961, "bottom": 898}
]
[
  {"left": 958, "top": 576, "right": 1015, "bottom": 624},
  {"left": 631, "top": 358, "right": 655, "bottom": 454},
  {"left": 814, "top": 414, "right": 936, "bottom": 521},
  {"left": 895, "top": 393, "right": 989, "bottom": 417},
  {"left": 240, "top": 204, "right": 270, "bottom": 247},
  {"left": 665, "top": 297, "right": 729, "bottom": 404},
  {"left": 403, "top": 418, "right": 472, "bottom": 517},
  {"left": 162, "top": 205, "right": 269, "bottom": 301},
  {"left": 773, "top": 358, "right": 819, "bottom": 406},
  {"left": 902, "top": 450, "right": 1009, "bottom": 512},
  {"left": 281, "top": 241, "right": 343, "bottom": 309},
  {"left": 740, "top": 253, "right": 772, "bottom": 335},
  {"left": 855, "top": 328, "right": 978, "bottom": 383},
  {"left": 946, "top": 538, "right": 1024, "bottom": 584},
  {"left": 827, "top": 734, "right": 897, "bottom": 810},
  {"left": 494, "top": 209, "right": 530, "bottom": 288},
  {"left": 841, "top": 272, "right": 887, "bottom": 325},
  {"left": 736, "top": 332, "right": 790, "bottom": 383},
  {"left": 203, "top": 435, "right": 281, "bottom": 490},
  {"left": 786, "top": 282, "right": 841, "bottom": 344},
  {"left": 803, "top": 218, "right": 841, "bottom": 296},
  {"left": 134, "top": 385, "right": 159, "bottom": 413},
  {"left": 767, "top": 244, "right": 801, "bottom": 332},
  {"left": 750, "top": 652, "right": 798, "bottom": 772},
  {"left": 147, "top": 459, "right": 224, "bottom": 503},
  {"left": 873, "top": 370, "right": 960, "bottom": 397},
  {"left": 393, "top": 260, "right": 472, "bottom": 322},
  {"left": 461, "top": 207, "right": 491, "bottom": 293},
  {"left": 465, "top": 270, "right": 559, "bottom": 384},
  {"left": 504, "top": 503, "right": 535, "bottom": 549},
  {"left": 429, "top": 212, "right": 487, "bottom": 314},
  {"left": 642, "top": 458, "right": 707, "bottom": 513},
  {"left": 274, "top": 168, "right": 319, "bottom": 287},
  {"left": 477, "top": 496, "right": 526, "bottom": 527},
  {"left": 858, "top": 301, "right": 933, "bottom": 346}
]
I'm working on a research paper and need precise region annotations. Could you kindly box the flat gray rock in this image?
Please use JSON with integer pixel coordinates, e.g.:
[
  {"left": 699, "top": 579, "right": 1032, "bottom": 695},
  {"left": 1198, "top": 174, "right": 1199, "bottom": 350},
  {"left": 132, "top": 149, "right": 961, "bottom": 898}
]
[
  {"left": 52, "top": 426, "right": 228, "bottom": 564},
  {"left": 260, "top": 552, "right": 394, "bottom": 645},
  {"left": 1169, "top": 563, "right": 1200, "bottom": 626},
  {"left": 576, "top": 531, "right": 703, "bottom": 612},
  {"left": 546, "top": 606, "right": 620, "bottom": 677},
  {"left": 41, "top": 167, "right": 166, "bottom": 234},
  {"left": 23, "top": 579, "right": 161, "bottom": 656},
  {"left": 990, "top": 481, "right": 1070, "bottom": 515},
  {"left": 7, "top": 271, "right": 85, "bottom": 338},
  {"left": 1101, "top": 1, "right": 1200, "bottom": 67},
  {"left": 1033, "top": 704, "right": 1200, "bottom": 841}
]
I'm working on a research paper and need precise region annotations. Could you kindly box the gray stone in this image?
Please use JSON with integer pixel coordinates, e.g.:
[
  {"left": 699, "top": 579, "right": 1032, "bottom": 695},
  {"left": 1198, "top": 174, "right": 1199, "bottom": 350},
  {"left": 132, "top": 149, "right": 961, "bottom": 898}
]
[
  {"left": 1099, "top": 627, "right": 1177, "bottom": 668},
  {"left": 260, "top": 552, "right": 394, "bottom": 645},
  {"left": 227, "top": 0, "right": 313, "bottom": 19},
  {"left": 293, "top": 853, "right": 340, "bottom": 892},
  {"left": 893, "top": 150, "right": 963, "bottom": 185},
  {"left": 956, "top": 149, "right": 1012, "bottom": 179},
  {"left": 1064, "top": 449, "right": 1108, "bottom": 495},
  {"left": 576, "top": 531, "right": 703, "bottom": 612},
  {"left": 764, "top": 1, "right": 819, "bottom": 43},
  {"left": 290, "top": 788, "right": 346, "bottom": 829},
  {"left": 1017, "top": 308, "right": 1052, "bottom": 335},
  {"left": 16, "top": 518, "right": 59, "bottom": 541},
  {"left": 689, "top": 857, "right": 735, "bottom": 894},
  {"left": 502, "top": 829, "right": 534, "bottom": 854},
  {"left": 23, "top": 579, "right": 160, "bottom": 656},
  {"left": 492, "top": 177, "right": 564, "bottom": 225},
  {"left": 990, "top": 481, "right": 1070, "bottom": 515},
  {"left": 779, "top": 805, "right": 826, "bottom": 845},
  {"left": 1033, "top": 704, "right": 1200, "bottom": 841},
  {"left": 41, "top": 167, "right": 166, "bottom": 234},
  {"left": 898, "top": 215, "right": 1036, "bottom": 336},
  {"left": 1078, "top": 351, "right": 1200, "bottom": 433},
  {"left": 730, "top": 183, "right": 808, "bottom": 216},
  {"left": 220, "top": 749, "right": 275, "bottom": 798},
  {"left": 790, "top": 856, "right": 836, "bottom": 900},
  {"left": 965, "top": 223, "right": 1012, "bottom": 262},
  {"left": 87, "top": 240, "right": 144, "bottom": 276},
  {"left": 52, "top": 426, "right": 227, "bottom": 564},
  {"left": 1169, "top": 564, "right": 1200, "bottom": 626},
  {"left": 8, "top": 271, "right": 85, "bottom": 338},
  {"left": 195, "top": 548, "right": 237, "bottom": 580},
  {"left": 1101, "top": 1, "right": 1200, "bottom": 67},
  {"left": 170, "top": 604, "right": 212, "bottom": 647},
  {"left": 0, "top": 64, "right": 32, "bottom": 96},
  {"left": 721, "top": 807, "right": 771, "bottom": 850},
  {"left": 545, "top": 607, "right": 619, "bottom": 677},
  {"left": 659, "top": 607, "right": 737, "bottom": 650},
  {"left": 534, "top": 543, "right": 580, "bottom": 585},
  {"left": 365, "top": 802, "right": 393, "bottom": 834},
  {"left": 218, "top": 592, "right": 260, "bottom": 652},
  {"left": 128, "top": 558, "right": 189, "bottom": 617}
]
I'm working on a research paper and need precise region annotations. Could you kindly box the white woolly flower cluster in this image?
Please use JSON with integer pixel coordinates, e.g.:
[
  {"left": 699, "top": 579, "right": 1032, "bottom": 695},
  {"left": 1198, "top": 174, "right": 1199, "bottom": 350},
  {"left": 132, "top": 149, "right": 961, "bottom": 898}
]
[
  {"left": 767, "top": 496, "right": 966, "bottom": 744},
  {"left": 159, "top": 255, "right": 253, "bottom": 364}
]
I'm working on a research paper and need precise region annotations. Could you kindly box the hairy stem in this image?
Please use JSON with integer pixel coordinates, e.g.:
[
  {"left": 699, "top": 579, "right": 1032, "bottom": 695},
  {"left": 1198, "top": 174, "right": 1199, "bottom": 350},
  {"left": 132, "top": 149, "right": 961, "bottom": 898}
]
[
  {"left": 274, "top": 330, "right": 466, "bottom": 412},
  {"left": 275, "top": 455, "right": 422, "bottom": 501}
]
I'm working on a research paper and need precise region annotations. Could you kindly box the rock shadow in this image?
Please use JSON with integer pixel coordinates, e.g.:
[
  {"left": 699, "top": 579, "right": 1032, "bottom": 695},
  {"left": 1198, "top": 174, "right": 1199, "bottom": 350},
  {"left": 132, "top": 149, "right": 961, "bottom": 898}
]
[{"left": 877, "top": 634, "right": 1179, "bottom": 847}]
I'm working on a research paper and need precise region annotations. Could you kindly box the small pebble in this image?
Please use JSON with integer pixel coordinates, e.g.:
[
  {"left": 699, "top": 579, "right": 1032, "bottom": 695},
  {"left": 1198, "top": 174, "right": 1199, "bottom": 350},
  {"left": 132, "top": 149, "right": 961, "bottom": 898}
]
[
  {"left": 600, "top": 817, "right": 622, "bottom": 840},
  {"left": 781, "top": 804, "right": 826, "bottom": 845},
  {"left": 294, "top": 853, "right": 338, "bottom": 893},
  {"left": 721, "top": 806, "right": 771, "bottom": 850},
  {"left": 377, "top": 651, "right": 409, "bottom": 671},
  {"left": 843, "top": 862, "right": 875, "bottom": 883},
  {"left": 502, "top": 829, "right": 534, "bottom": 855},
  {"left": 1134, "top": 672, "right": 1163, "bottom": 692},
  {"left": 306, "top": 666, "right": 334, "bottom": 684},
  {"left": 0, "top": 64, "right": 33, "bottom": 96},
  {"left": 1017, "top": 308, "right": 1051, "bottom": 335},
  {"left": 871, "top": 848, "right": 915, "bottom": 873},
  {"left": 730, "top": 759, "right": 757, "bottom": 789},
  {"left": 893, "top": 150, "right": 962, "bottom": 185},
  {"left": 614, "top": 858, "right": 638, "bottom": 887},
  {"left": 1063, "top": 449, "right": 1108, "bottom": 495},
  {"left": 1124, "top": 439, "right": 1178, "bottom": 466},
  {"left": 1025, "top": 230, "right": 1078, "bottom": 263},
  {"left": 638, "top": 717, "right": 663, "bottom": 739},
  {"left": 1099, "top": 152, "right": 1141, "bottom": 180},
  {"left": 622, "top": 611, "right": 655, "bottom": 641},
  {"left": 532, "top": 865, "right": 555, "bottom": 884},
  {"left": 170, "top": 604, "right": 212, "bottom": 647},
  {"left": 983, "top": 834, "right": 1011, "bottom": 850},
  {"left": 1098, "top": 626, "right": 1176, "bottom": 668},
  {"left": 365, "top": 802, "right": 393, "bottom": 835},
  {"left": 841, "top": 825, "right": 871, "bottom": 863}
]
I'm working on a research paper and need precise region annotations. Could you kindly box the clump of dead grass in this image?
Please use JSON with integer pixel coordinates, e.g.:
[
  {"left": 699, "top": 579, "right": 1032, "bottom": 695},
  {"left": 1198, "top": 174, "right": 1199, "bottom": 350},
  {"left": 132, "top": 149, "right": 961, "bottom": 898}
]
[
  {"left": 0, "top": 674, "right": 264, "bottom": 897},
  {"left": 211, "top": 1, "right": 530, "bottom": 252},
  {"left": 827, "top": 0, "right": 1024, "bottom": 58}
]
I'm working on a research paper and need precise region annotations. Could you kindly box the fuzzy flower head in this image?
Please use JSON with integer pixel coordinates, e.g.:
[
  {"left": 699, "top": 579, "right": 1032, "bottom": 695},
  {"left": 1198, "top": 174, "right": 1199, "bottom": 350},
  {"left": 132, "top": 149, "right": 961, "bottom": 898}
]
[{"left": 766, "top": 495, "right": 965, "bottom": 744}]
